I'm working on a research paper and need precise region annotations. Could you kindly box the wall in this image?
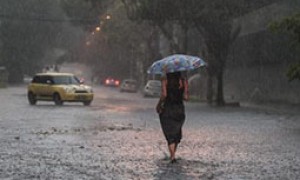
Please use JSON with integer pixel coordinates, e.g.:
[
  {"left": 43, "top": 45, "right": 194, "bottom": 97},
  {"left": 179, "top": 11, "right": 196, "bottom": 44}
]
[
  {"left": 224, "top": 31, "right": 300, "bottom": 104},
  {"left": 222, "top": 1, "right": 300, "bottom": 104}
]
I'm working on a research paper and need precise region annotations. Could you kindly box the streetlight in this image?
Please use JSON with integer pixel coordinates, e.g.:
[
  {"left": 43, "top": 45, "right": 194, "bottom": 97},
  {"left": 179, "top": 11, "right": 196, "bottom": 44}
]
[
  {"left": 95, "top": 27, "right": 101, "bottom": 32},
  {"left": 105, "top": 14, "right": 111, "bottom": 20}
]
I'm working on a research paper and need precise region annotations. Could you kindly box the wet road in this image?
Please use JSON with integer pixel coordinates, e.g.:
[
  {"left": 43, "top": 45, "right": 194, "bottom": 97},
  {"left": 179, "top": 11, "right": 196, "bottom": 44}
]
[{"left": 0, "top": 85, "right": 299, "bottom": 179}]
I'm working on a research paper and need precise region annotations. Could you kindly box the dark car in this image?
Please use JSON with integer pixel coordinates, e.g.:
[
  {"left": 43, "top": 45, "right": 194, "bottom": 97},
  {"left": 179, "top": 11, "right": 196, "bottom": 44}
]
[
  {"left": 103, "top": 77, "right": 120, "bottom": 87},
  {"left": 120, "top": 79, "right": 138, "bottom": 93}
]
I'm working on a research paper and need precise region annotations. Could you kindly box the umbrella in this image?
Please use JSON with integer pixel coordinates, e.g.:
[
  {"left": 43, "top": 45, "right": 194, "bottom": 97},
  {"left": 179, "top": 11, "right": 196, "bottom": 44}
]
[{"left": 147, "top": 54, "right": 206, "bottom": 75}]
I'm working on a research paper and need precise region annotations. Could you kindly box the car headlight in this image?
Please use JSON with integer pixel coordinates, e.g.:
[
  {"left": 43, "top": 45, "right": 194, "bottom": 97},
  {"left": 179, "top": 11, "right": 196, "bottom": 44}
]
[
  {"left": 83, "top": 86, "right": 93, "bottom": 93},
  {"left": 64, "top": 87, "right": 75, "bottom": 93}
]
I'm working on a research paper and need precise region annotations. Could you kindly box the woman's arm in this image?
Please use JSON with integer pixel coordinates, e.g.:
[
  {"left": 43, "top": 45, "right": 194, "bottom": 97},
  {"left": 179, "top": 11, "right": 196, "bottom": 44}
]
[
  {"left": 161, "top": 78, "right": 167, "bottom": 99},
  {"left": 183, "top": 79, "right": 189, "bottom": 101},
  {"left": 156, "top": 79, "right": 167, "bottom": 114}
]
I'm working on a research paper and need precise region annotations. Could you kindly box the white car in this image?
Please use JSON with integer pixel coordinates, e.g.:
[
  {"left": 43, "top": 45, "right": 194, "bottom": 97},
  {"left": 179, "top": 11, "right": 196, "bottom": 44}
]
[
  {"left": 120, "top": 79, "right": 138, "bottom": 93},
  {"left": 143, "top": 80, "right": 161, "bottom": 97}
]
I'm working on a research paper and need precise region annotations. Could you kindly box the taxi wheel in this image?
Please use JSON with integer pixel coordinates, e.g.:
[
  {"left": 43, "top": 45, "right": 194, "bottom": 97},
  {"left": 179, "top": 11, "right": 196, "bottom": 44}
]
[
  {"left": 83, "top": 101, "right": 92, "bottom": 106},
  {"left": 53, "top": 93, "right": 63, "bottom": 105},
  {"left": 28, "top": 92, "right": 37, "bottom": 105}
]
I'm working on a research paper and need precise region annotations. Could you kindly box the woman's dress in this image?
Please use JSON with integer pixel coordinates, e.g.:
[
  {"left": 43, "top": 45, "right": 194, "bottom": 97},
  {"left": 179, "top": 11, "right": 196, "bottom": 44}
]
[{"left": 159, "top": 74, "right": 185, "bottom": 145}]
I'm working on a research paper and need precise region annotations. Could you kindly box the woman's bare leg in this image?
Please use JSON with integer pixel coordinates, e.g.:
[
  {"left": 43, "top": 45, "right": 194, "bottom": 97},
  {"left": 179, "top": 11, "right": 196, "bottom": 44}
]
[
  {"left": 168, "top": 143, "right": 176, "bottom": 161},
  {"left": 175, "top": 143, "right": 178, "bottom": 152}
]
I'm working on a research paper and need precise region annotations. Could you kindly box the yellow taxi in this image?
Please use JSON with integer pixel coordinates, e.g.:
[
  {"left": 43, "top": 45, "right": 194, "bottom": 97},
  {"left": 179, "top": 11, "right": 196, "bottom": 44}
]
[{"left": 27, "top": 73, "right": 93, "bottom": 106}]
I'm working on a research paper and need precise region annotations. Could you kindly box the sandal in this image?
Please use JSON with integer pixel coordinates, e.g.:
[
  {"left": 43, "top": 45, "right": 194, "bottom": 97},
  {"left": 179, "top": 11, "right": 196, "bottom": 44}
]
[{"left": 170, "top": 159, "right": 177, "bottom": 164}]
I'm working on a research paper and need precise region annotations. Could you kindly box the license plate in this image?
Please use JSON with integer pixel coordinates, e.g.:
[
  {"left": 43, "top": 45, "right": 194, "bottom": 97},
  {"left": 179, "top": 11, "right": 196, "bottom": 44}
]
[{"left": 77, "top": 95, "right": 86, "bottom": 100}]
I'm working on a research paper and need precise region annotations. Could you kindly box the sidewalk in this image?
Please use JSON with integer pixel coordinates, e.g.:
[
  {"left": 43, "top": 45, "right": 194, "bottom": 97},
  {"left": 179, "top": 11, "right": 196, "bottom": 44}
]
[{"left": 241, "top": 101, "right": 300, "bottom": 115}]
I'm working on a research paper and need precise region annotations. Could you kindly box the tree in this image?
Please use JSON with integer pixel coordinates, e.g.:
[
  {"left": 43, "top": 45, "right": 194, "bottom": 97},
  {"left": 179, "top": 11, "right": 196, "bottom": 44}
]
[
  {"left": 286, "top": 63, "right": 300, "bottom": 81},
  {"left": 0, "top": 0, "right": 78, "bottom": 83},
  {"left": 269, "top": 12, "right": 300, "bottom": 81},
  {"left": 121, "top": 0, "right": 198, "bottom": 54},
  {"left": 62, "top": 0, "right": 159, "bottom": 84},
  {"left": 121, "top": 0, "right": 278, "bottom": 105},
  {"left": 61, "top": 0, "right": 113, "bottom": 31},
  {"left": 100, "top": 1, "right": 160, "bottom": 83},
  {"left": 61, "top": 0, "right": 116, "bottom": 78}
]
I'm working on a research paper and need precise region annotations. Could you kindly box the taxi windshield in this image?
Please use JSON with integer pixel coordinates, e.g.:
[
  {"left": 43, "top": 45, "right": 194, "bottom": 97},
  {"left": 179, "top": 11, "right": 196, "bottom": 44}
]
[{"left": 52, "top": 76, "right": 80, "bottom": 85}]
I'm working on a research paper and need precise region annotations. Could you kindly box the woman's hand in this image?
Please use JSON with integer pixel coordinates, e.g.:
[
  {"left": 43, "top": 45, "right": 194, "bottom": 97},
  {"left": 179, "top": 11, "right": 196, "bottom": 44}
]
[
  {"left": 183, "top": 92, "right": 189, "bottom": 101},
  {"left": 156, "top": 96, "right": 165, "bottom": 114},
  {"left": 156, "top": 104, "right": 163, "bottom": 114}
]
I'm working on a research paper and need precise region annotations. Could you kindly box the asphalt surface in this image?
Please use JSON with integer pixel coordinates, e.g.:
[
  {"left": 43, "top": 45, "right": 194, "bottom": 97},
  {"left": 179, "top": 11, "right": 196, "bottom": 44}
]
[{"left": 0, "top": 85, "right": 299, "bottom": 180}]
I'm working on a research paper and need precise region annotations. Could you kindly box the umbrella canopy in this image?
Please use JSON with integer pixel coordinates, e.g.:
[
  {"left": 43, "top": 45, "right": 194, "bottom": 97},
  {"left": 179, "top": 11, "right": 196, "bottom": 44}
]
[{"left": 147, "top": 54, "right": 206, "bottom": 75}]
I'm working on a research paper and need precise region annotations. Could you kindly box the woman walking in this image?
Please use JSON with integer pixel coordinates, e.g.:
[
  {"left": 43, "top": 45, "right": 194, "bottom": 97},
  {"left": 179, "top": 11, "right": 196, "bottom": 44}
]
[{"left": 156, "top": 71, "right": 189, "bottom": 163}]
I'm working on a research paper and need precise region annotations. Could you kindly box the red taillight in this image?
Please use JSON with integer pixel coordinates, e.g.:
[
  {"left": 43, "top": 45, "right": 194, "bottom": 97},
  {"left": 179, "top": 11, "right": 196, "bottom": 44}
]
[
  {"left": 105, "top": 79, "right": 110, "bottom": 84},
  {"left": 115, "top": 80, "right": 120, "bottom": 85}
]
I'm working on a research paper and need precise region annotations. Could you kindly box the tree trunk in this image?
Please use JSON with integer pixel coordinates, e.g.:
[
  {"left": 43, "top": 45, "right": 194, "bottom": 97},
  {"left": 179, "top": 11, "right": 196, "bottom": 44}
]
[
  {"left": 206, "top": 75, "right": 213, "bottom": 104},
  {"left": 216, "top": 69, "right": 225, "bottom": 106},
  {"left": 182, "top": 26, "right": 188, "bottom": 54},
  {"left": 158, "top": 23, "right": 180, "bottom": 53}
]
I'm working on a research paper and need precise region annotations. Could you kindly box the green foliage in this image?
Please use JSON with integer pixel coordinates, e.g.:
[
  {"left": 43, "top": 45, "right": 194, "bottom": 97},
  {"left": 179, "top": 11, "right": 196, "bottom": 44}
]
[
  {"left": 122, "top": 0, "right": 273, "bottom": 22},
  {"left": 122, "top": 0, "right": 272, "bottom": 59},
  {"left": 61, "top": 0, "right": 112, "bottom": 31},
  {"left": 287, "top": 63, "right": 300, "bottom": 81},
  {"left": 0, "top": 0, "right": 68, "bottom": 82},
  {"left": 98, "top": 1, "right": 156, "bottom": 80},
  {"left": 269, "top": 12, "right": 300, "bottom": 48},
  {"left": 269, "top": 13, "right": 300, "bottom": 81},
  {"left": 62, "top": 0, "right": 155, "bottom": 80}
]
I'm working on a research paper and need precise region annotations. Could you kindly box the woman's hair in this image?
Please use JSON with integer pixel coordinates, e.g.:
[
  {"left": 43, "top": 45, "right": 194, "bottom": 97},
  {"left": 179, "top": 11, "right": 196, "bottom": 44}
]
[
  {"left": 166, "top": 72, "right": 181, "bottom": 79},
  {"left": 166, "top": 71, "right": 187, "bottom": 80}
]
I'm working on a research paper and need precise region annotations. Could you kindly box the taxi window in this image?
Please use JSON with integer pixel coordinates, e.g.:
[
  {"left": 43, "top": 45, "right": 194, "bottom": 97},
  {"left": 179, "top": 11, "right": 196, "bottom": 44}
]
[
  {"left": 32, "top": 76, "right": 41, "bottom": 83},
  {"left": 32, "top": 75, "right": 52, "bottom": 84}
]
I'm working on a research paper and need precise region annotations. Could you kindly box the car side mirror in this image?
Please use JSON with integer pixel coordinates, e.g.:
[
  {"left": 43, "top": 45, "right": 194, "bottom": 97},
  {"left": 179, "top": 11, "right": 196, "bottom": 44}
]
[
  {"left": 46, "top": 80, "right": 53, "bottom": 84},
  {"left": 80, "top": 79, "right": 84, "bottom": 84}
]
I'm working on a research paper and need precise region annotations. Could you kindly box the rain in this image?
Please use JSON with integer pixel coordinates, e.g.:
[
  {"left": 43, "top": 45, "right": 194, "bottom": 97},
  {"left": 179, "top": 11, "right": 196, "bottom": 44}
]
[{"left": 0, "top": 0, "right": 299, "bottom": 179}]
